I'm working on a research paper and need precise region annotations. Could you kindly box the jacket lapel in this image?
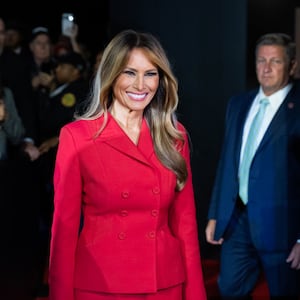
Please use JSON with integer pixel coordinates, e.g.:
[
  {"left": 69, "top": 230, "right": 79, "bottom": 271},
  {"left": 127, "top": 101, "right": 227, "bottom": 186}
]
[
  {"left": 257, "top": 85, "right": 298, "bottom": 154},
  {"left": 95, "top": 114, "right": 155, "bottom": 167}
]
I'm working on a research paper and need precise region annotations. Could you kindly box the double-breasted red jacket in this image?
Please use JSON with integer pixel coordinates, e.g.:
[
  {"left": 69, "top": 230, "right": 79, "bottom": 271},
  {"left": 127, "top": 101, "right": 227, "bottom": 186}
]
[{"left": 49, "top": 113, "right": 207, "bottom": 300}]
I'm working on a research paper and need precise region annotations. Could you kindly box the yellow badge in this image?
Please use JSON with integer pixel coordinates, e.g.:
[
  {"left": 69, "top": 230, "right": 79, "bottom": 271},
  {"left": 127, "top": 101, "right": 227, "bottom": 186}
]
[{"left": 61, "top": 93, "right": 76, "bottom": 107}]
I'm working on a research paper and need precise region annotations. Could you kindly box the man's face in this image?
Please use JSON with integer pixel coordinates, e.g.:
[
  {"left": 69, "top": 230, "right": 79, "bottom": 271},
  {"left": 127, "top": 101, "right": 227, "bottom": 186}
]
[{"left": 256, "top": 45, "right": 294, "bottom": 96}]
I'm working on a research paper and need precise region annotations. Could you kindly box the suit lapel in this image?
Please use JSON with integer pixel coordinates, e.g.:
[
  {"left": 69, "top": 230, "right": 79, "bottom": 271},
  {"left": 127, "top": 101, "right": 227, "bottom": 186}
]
[
  {"left": 257, "top": 85, "right": 298, "bottom": 154},
  {"left": 95, "top": 114, "right": 155, "bottom": 167}
]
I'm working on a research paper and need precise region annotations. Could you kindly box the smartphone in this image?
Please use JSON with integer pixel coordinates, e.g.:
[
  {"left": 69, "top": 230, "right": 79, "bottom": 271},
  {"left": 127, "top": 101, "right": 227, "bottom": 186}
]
[{"left": 61, "top": 13, "right": 75, "bottom": 37}]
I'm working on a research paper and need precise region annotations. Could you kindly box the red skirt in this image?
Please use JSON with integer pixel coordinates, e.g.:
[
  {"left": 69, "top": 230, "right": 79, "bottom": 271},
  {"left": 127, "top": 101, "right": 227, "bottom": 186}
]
[{"left": 74, "top": 284, "right": 183, "bottom": 300}]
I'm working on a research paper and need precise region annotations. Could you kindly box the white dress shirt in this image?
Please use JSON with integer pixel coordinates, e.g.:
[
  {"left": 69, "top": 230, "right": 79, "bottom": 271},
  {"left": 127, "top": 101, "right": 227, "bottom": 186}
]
[{"left": 239, "top": 83, "right": 292, "bottom": 164}]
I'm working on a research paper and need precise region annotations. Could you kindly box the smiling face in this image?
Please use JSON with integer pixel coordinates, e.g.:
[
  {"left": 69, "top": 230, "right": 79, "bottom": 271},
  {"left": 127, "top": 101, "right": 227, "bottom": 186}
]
[
  {"left": 111, "top": 48, "right": 159, "bottom": 115},
  {"left": 256, "top": 45, "right": 295, "bottom": 96}
]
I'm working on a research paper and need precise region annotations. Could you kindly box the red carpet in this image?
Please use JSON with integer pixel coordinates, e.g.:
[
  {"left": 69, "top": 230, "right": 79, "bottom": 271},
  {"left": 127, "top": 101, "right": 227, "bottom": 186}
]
[{"left": 34, "top": 259, "right": 270, "bottom": 300}]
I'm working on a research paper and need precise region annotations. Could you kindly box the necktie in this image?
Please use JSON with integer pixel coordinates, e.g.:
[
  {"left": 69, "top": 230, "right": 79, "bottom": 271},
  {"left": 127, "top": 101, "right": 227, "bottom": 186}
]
[{"left": 239, "top": 98, "right": 269, "bottom": 204}]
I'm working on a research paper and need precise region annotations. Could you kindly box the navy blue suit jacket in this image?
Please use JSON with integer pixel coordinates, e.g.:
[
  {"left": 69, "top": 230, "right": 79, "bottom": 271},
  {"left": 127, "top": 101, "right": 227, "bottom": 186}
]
[{"left": 208, "top": 81, "right": 300, "bottom": 252}]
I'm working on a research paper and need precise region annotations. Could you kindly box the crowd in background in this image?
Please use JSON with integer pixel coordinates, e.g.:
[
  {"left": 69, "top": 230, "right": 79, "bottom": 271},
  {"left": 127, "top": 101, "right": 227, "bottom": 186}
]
[{"left": 0, "top": 16, "right": 102, "bottom": 300}]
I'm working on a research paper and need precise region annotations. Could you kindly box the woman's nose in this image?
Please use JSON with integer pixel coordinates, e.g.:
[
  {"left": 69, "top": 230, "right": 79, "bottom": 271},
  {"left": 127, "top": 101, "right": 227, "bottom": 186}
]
[{"left": 133, "top": 75, "right": 145, "bottom": 90}]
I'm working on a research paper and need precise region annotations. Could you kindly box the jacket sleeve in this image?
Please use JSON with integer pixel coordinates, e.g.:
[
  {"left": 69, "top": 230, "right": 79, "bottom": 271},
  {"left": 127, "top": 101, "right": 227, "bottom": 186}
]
[
  {"left": 49, "top": 125, "right": 82, "bottom": 300},
  {"left": 170, "top": 124, "right": 207, "bottom": 300},
  {"left": 2, "top": 87, "right": 25, "bottom": 144},
  {"left": 207, "top": 96, "right": 236, "bottom": 220}
]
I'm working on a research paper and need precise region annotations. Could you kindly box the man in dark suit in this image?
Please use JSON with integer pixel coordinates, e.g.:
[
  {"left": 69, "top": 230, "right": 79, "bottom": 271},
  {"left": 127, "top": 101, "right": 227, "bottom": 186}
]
[{"left": 205, "top": 33, "right": 300, "bottom": 299}]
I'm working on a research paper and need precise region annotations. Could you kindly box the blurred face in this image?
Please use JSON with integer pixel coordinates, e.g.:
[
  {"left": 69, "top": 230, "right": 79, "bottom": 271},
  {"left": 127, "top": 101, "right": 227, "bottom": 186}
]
[
  {"left": 0, "top": 99, "right": 5, "bottom": 121},
  {"left": 256, "top": 45, "right": 295, "bottom": 96},
  {"left": 30, "top": 34, "right": 52, "bottom": 63},
  {"left": 55, "top": 63, "right": 78, "bottom": 83},
  {"left": 0, "top": 19, "right": 6, "bottom": 50},
  {"left": 5, "top": 29, "right": 21, "bottom": 49},
  {"left": 112, "top": 48, "right": 159, "bottom": 114}
]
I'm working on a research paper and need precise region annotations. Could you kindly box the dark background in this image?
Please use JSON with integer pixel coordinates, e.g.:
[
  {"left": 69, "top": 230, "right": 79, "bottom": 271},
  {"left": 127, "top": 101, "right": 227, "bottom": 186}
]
[
  {"left": 1, "top": 0, "right": 300, "bottom": 258},
  {"left": 1, "top": 1, "right": 111, "bottom": 58}
]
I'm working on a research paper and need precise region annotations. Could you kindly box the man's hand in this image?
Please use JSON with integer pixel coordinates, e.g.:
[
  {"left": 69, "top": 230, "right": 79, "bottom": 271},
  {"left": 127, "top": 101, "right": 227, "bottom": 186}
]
[
  {"left": 286, "top": 243, "right": 300, "bottom": 270},
  {"left": 38, "top": 136, "right": 59, "bottom": 154},
  {"left": 205, "top": 219, "right": 224, "bottom": 245},
  {"left": 23, "top": 142, "right": 40, "bottom": 161}
]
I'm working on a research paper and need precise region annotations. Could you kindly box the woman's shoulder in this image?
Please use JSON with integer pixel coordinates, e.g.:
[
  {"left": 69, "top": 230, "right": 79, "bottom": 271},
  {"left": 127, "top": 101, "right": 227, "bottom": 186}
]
[
  {"left": 61, "top": 116, "right": 103, "bottom": 137},
  {"left": 175, "top": 120, "right": 188, "bottom": 135},
  {"left": 176, "top": 121, "right": 185, "bottom": 131}
]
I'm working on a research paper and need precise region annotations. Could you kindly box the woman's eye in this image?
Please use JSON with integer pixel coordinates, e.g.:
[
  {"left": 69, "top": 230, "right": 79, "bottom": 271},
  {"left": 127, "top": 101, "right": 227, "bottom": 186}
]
[
  {"left": 146, "top": 72, "right": 158, "bottom": 77},
  {"left": 124, "top": 70, "right": 135, "bottom": 76}
]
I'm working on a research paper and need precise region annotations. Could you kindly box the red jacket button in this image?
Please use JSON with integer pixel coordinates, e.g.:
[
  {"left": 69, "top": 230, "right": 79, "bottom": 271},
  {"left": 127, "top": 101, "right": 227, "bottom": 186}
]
[{"left": 118, "top": 232, "right": 126, "bottom": 240}]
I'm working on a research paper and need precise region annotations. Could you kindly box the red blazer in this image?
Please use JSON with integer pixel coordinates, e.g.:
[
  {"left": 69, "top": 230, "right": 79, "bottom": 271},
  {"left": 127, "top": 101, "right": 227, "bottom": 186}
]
[{"left": 49, "top": 113, "right": 207, "bottom": 300}]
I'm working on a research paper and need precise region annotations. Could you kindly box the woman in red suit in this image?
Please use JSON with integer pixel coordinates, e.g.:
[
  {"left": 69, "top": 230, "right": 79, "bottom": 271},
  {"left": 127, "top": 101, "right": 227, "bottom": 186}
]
[{"left": 49, "top": 29, "right": 207, "bottom": 300}]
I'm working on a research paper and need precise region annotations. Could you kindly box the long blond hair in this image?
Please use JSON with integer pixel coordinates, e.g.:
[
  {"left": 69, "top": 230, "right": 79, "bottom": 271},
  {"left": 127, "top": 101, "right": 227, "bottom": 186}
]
[{"left": 76, "top": 29, "right": 188, "bottom": 191}]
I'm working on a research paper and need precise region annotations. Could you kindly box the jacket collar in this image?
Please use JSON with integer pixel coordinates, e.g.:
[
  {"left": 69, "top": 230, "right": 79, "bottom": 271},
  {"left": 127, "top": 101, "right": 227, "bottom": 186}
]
[
  {"left": 93, "top": 113, "right": 155, "bottom": 166},
  {"left": 257, "top": 83, "right": 298, "bottom": 152}
]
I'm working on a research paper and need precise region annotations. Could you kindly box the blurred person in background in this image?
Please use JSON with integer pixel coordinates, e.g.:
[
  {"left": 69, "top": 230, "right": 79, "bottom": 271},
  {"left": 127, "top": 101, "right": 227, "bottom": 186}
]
[
  {"left": 0, "top": 17, "right": 40, "bottom": 161},
  {"left": 53, "top": 22, "right": 91, "bottom": 79},
  {"left": 4, "top": 19, "right": 31, "bottom": 59},
  {"left": 29, "top": 26, "right": 56, "bottom": 93},
  {"left": 0, "top": 71, "right": 40, "bottom": 300},
  {"left": 0, "top": 73, "right": 25, "bottom": 160}
]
